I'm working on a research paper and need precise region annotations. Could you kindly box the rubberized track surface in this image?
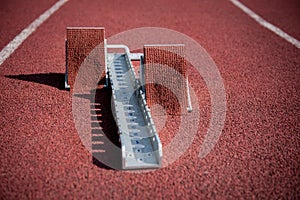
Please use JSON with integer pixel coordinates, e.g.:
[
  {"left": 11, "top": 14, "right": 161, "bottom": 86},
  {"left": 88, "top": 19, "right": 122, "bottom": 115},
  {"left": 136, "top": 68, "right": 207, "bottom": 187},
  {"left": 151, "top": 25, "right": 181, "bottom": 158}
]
[{"left": 0, "top": 0, "right": 299, "bottom": 199}]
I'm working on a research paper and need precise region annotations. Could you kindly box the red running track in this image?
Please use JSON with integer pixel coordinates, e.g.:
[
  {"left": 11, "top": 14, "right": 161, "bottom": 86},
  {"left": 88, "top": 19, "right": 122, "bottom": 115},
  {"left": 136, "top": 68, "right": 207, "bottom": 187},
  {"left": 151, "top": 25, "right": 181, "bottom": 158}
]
[{"left": 0, "top": 0, "right": 299, "bottom": 199}]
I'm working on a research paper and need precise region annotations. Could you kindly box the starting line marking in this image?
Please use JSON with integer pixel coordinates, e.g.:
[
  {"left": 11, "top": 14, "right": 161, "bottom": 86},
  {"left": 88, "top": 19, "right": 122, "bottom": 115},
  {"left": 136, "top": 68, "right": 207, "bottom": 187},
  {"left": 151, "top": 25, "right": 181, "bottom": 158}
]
[
  {"left": 0, "top": 0, "right": 69, "bottom": 66},
  {"left": 230, "top": 0, "right": 300, "bottom": 49}
]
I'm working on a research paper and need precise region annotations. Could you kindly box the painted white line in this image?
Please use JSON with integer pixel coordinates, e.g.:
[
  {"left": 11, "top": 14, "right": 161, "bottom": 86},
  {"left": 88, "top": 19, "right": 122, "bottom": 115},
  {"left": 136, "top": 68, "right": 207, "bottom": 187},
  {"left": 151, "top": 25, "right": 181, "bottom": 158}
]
[
  {"left": 230, "top": 0, "right": 300, "bottom": 49},
  {"left": 0, "top": 0, "right": 69, "bottom": 66}
]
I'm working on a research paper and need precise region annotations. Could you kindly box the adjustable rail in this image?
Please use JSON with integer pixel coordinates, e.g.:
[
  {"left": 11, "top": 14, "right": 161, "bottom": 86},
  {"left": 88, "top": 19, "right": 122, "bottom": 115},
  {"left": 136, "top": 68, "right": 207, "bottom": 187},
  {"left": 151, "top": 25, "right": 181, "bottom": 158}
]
[{"left": 106, "top": 45, "right": 162, "bottom": 169}]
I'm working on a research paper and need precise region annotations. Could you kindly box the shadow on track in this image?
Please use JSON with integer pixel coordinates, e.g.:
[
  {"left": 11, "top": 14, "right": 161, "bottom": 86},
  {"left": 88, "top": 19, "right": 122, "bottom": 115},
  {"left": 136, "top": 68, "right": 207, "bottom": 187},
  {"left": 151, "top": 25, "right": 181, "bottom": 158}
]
[
  {"left": 7, "top": 73, "right": 122, "bottom": 169},
  {"left": 5, "top": 73, "right": 65, "bottom": 90},
  {"left": 74, "top": 78, "right": 122, "bottom": 170},
  {"left": 90, "top": 85, "right": 122, "bottom": 170}
]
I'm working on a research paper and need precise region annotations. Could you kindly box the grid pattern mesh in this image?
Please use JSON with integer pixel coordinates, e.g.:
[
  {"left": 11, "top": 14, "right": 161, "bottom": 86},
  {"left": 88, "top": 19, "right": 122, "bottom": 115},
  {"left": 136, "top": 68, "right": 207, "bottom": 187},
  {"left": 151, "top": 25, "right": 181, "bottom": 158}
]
[
  {"left": 143, "top": 45, "right": 187, "bottom": 115},
  {"left": 66, "top": 28, "right": 105, "bottom": 91}
]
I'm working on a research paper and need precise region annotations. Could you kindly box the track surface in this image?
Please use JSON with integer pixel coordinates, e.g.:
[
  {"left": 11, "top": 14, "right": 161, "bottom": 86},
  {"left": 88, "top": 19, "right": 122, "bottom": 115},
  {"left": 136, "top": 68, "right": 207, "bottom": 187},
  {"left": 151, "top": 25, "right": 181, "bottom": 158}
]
[{"left": 0, "top": 0, "right": 299, "bottom": 199}]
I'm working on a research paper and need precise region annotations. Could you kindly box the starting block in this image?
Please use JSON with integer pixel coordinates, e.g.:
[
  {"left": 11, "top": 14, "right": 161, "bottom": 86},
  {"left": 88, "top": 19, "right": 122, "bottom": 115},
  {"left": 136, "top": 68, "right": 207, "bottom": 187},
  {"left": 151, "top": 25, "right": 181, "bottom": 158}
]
[{"left": 65, "top": 27, "right": 192, "bottom": 169}]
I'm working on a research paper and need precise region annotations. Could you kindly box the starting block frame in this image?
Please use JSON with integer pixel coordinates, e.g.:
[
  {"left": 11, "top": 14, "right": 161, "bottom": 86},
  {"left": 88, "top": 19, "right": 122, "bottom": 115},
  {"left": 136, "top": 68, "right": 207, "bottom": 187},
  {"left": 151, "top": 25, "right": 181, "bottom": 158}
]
[{"left": 65, "top": 27, "right": 192, "bottom": 170}]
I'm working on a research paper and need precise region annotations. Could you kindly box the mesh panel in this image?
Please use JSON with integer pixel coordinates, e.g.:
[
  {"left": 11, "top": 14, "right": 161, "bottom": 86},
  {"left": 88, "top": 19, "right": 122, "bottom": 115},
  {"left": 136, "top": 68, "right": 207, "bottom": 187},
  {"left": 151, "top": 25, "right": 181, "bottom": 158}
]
[
  {"left": 143, "top": 45, "right": 188, "bottom": 115},
  {"left": 66, "top": 27, "right": 105, "bottom": 91}
]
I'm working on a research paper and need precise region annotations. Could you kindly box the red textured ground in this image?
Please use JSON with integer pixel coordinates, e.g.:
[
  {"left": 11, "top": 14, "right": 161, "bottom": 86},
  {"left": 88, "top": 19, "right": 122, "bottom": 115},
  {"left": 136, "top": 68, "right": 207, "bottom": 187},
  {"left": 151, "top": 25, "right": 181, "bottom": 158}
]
[{"left": 0, "top": 0, "right": 299, "bottom": 199}]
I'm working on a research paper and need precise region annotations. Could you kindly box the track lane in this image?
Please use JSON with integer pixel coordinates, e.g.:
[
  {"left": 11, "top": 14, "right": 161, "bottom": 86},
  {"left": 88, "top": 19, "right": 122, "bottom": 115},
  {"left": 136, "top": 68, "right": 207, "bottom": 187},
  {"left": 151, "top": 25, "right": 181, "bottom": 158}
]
[
  {"left": 240, "top": 0, "right": 300, "bottom": 40},
  {"left": 0, "top": 0, "right": 299, "bottom": 198},
  {"left": 0, "top": 0, "right": 58, "bottom": 50}
]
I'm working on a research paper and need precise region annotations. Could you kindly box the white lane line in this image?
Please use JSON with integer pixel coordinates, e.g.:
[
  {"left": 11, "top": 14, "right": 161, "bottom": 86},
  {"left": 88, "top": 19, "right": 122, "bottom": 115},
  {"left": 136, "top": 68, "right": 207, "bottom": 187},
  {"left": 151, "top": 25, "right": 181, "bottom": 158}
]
[
  {"left": 230, "top": 0, "right": 300, "bottom": 49},
  {"left": 0, "top": 0, "right": 69, "bottom": 66}
]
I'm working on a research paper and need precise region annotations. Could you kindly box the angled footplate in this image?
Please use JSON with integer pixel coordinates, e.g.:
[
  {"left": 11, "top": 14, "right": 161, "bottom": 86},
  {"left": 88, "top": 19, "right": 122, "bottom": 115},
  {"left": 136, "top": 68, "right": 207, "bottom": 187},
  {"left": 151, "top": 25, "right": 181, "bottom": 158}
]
[
  {"left": 65, "top": 27, "right": 106, "bottom": 91},
  {"left": 143, "top": 44, "right": 192, "bottom": 115}
]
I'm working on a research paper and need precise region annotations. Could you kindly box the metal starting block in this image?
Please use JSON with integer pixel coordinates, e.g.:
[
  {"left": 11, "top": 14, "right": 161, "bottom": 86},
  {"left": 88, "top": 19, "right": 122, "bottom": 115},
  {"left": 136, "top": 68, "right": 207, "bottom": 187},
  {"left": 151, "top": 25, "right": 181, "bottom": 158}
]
[{"left": 65, "top": 27, "right": 192, "bottom": 170}]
